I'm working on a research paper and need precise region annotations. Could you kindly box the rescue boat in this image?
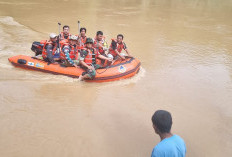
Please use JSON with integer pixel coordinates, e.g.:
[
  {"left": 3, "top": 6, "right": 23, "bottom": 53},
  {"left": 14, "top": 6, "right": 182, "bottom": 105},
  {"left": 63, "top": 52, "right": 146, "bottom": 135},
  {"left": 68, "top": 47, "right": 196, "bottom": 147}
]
[{"left": 8, "top": 55, "right": 141, "bottom": 82}]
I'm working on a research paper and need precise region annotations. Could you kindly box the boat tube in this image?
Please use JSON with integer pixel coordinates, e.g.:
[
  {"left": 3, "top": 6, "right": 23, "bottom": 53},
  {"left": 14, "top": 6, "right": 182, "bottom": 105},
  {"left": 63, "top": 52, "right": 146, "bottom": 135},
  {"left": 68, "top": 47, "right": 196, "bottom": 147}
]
[{"left": 8, "top": 55, "right": 141, "bottom": 82}]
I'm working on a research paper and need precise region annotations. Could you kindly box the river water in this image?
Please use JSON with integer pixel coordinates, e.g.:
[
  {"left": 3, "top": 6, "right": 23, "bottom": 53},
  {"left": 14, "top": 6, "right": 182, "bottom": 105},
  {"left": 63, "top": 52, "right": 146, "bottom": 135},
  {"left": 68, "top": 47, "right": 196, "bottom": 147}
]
[{"left": 0, "top": 0, "right": 232, "bottom": 156}]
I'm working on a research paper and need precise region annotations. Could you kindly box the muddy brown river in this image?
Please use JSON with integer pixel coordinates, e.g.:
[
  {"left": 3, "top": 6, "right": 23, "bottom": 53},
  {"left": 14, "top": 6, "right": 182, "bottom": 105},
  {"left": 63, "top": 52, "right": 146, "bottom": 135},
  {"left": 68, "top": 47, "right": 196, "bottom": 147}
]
[{"left": 0, "top": 0, "right": 232, "bottom": 156}]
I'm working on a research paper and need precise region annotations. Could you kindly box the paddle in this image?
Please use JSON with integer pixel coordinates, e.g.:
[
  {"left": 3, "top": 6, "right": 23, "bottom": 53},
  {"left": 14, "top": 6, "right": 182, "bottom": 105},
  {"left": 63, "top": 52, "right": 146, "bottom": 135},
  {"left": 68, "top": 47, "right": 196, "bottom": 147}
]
[
  {"left": 77, "top": 21, "right": 80, "bottom": 34},
  {"left": 58, "top": 22, "right": 61, "bottom": 53}
]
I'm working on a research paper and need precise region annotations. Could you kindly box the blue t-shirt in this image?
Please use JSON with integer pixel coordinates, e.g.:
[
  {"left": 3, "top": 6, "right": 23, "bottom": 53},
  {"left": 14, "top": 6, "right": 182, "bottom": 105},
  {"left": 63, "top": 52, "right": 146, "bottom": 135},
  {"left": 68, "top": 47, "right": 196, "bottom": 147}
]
[{"left": 151, "top": 135, "right": 186, "bottom": 157}]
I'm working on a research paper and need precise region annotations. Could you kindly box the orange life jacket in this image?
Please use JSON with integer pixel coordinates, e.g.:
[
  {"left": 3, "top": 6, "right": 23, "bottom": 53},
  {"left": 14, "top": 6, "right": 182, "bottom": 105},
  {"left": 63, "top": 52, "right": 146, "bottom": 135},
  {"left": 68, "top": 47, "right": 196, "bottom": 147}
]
[
  {"left": 60, "top": 44, "right": 79, "bottom": 61},
  {"left": 82, "top": 47, "right": 97, "bottom": 66},
  {"left": 78, "top": 35, "right": 87, "bottom": 48},
  {"left": 54, "top": 39, "right": 69, "bottom": 58},
  {"left": 41, "top": 40, "right": 57, "bottom": 59},
  {"left": 93, "top": 36, "right": 106, "bottom": 55},
  {"left": 60, "top": 43, "right": 68, "bottom": 60},
  {"left": 59, "top": 39, "right": 68, "bottom": 48},
  {"left": 109, "top": 39, "right": 125, "bottom": 57},
  {"left": 42, "top": 39, "right": 68, "bottom": 59},
  {"left": 60, "top": 32, "right": 71, "bottom": 40}
]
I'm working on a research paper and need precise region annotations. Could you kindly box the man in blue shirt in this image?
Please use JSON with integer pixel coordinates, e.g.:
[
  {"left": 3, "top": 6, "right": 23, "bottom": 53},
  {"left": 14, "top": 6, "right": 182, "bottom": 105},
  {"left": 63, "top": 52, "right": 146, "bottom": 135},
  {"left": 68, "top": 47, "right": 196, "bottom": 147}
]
[{"left": 151, "top": 110, "right": 186, "bottom": 157}]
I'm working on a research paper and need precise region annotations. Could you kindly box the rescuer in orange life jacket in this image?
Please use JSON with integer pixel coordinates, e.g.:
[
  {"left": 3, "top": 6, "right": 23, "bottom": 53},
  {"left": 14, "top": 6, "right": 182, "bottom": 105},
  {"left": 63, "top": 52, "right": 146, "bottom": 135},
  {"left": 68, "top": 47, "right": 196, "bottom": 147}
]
[
  {"left": 108, "top": 34, "right": 132, "bottom": 61},
  {"left": 78, "top": 38, "right": 113, "bottom": 81},
  {"left": 93, "top": 31, "right": 108, "bottom": 56},
  {"left": 41, "top": 33, "right": 58, "bottom": 64},
  {"left": 59, "top": 25, "right": 71, "bottom": 40},
  {"left": 77, "top": 27, "right": 87, "bottom": 49},
  {"left": 60, "top": 35, "right": 80, "bottom": 68}
]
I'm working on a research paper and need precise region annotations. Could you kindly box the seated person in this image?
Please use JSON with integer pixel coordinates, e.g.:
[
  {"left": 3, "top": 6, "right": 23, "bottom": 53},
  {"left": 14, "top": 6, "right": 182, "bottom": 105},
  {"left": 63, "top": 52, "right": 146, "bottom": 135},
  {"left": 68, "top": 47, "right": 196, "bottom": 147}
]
[
  {"left": 77, "top": 27, "right": 87, "bottom": 49},
  {"left": 93, "top": 31, "right": 108, "bottom": 56},
  {"left": 79, "top": 38, "right": 112, "bottom": 80},
  {"left": 42, "top": 33, "right": 58, "bottom": 64},
  {"left": 60, "top": 35, "right": 79, "bottom": 68},
  {"left": 59, "top": 25, "right": 71, "bottom": 40},
  {"left": 108, "top": 34, "right": 132, "bottom": 61}
]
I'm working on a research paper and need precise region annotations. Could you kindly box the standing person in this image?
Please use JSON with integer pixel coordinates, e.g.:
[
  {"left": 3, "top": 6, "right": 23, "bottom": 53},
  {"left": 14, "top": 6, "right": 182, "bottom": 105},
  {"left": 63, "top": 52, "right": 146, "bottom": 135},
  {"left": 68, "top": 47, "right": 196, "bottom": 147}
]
[
  {"left": 78, "top": 27, "right": 87, "bottom": 49},
  {"left": 93, "top": 31, "right": 108, "bottom": 56},
  {"left": 108, "top": 34, "right": 132, "bottom": 61},
  {"left": 151, "top": 110, "right": 186, "bottom": 157},
  {"left": 79, "top": 38, "right": 112, "bottom": 80},
  {"left": 59, "top": 25, "right": 71, "bottom": 40},
  {"left": 41, "top": 33, "right": 58, "bottom": 64},
  {"left": 60, "top": 35, "right": 79, "bottom": 68}
]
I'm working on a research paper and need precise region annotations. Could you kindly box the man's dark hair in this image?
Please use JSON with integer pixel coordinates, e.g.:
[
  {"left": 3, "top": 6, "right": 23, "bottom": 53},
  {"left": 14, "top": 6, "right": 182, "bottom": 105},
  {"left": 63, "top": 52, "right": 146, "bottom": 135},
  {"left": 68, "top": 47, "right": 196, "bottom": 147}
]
[
  {"left": 117, "top": 34, "right": 124, "bottom": 39},
  {"left": 63, "top": 25, "right": 69, "bottom": 30},
  {"left": 152, "top": 110, "right": 172, "bottom": 133},
  {"left": 96, "top": 31, "right": 103, "bottom": 36},
  {"left": 80, "top": 27, "right": 87, "bottom": 33}
]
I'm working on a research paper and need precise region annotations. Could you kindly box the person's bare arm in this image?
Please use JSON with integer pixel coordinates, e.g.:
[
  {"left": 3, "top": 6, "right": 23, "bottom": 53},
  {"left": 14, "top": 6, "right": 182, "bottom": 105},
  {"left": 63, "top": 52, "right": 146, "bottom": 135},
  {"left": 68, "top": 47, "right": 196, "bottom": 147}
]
[
  {"left": 98, "top": 55, "right": 113, "bottom": 61},
  {"left": 125, "top": 49, "right": 132, "bottom": 57},
  {"left": 80, "top": 60, "right": 94, "bottom": 70},
  {"left": 115, "top": 50, "right": 125, "bottom": 59}
]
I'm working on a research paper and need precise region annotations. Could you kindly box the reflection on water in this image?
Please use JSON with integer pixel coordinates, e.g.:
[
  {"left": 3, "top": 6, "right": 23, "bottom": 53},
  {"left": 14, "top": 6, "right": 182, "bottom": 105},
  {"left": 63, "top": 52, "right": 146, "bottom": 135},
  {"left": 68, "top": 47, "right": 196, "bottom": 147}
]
[{"left": 0, "top": 0, "right": 232, "bottom": 157}]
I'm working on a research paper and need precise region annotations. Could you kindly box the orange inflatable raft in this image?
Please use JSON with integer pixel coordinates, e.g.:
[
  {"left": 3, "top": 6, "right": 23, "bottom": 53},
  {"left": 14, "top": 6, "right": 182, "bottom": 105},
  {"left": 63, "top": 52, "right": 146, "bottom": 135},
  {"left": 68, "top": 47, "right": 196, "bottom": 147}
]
[{"left": 8, "top": 55, "right": 141, "bottom": 82}]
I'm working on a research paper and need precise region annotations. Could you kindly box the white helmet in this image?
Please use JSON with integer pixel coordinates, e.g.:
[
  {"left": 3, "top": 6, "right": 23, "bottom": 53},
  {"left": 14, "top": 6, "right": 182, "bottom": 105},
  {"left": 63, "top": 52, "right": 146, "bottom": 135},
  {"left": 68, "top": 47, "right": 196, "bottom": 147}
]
[
  {"left": 69, "top": 35, "right": 78, "bottom": 40},
  {"left": 49, "top": 33, "right": 57, "bottom": 39}
]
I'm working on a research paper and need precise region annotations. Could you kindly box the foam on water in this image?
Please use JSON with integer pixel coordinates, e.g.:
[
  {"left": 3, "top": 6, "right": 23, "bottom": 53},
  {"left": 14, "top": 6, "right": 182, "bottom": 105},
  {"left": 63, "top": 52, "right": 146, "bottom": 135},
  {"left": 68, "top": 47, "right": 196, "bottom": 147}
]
[
  {"left": 0, "top": 16, "right": 23, "bottom": 26},
  {"left": 0, "top": 16, "right": 40, "bottom": 69},
  {"left": 95, "top": 66, "right": 146, "bottom": 88},
  {"left": 0, "top": 62, "right": 13, "bottom": 69},
  {"left": 0, "top": 16, "right": 37, "bottom": 54}
]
